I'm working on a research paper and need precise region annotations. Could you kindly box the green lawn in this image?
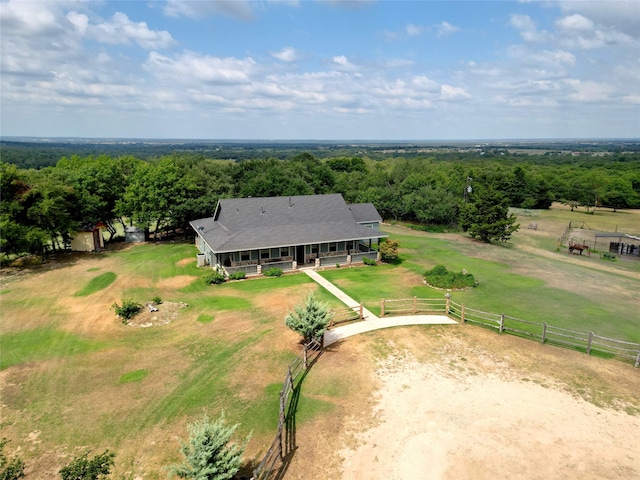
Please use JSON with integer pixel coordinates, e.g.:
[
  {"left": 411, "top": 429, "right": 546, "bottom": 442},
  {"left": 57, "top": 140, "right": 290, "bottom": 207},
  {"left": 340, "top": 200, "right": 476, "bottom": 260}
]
[{"left": 1, "top": 209, "right": 638, "bottom": 478}]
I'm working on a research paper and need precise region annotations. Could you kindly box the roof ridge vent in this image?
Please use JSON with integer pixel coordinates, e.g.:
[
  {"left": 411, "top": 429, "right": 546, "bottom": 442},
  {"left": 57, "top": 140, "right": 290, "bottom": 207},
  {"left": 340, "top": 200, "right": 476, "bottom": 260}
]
[
  {"left": 260, "top": 205, "right": 265, "bottom": 215},
  {"left": 289, "top": 197, "right": 295, "bottom": 208}
]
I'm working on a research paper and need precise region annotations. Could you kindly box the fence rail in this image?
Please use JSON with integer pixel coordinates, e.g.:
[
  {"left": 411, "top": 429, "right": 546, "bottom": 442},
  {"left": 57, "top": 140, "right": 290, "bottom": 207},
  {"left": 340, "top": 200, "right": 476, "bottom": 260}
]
[
  {"left": 446, "top": 299, "right": 640, "bottom": 367},
  {"left": 380, "top": 297, "right": 447, "bottom": 317},
  {"left": 252, "top": 339, "right": 322, "bottom": 480},
  {"left": 319, "top": 255, "right": 348, "bottom": 267},
  {"left": 329, "top": 305, "right": 364, "bottom": 328},
  {"left": 225, "top": 264, "right": 259, "bottom": 275}
]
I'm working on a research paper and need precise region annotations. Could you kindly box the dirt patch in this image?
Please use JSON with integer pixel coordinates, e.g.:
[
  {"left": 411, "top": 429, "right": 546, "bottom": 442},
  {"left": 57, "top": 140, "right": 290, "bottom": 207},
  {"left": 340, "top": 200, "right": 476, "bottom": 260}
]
[
  {"left": 285, "top": 326, "right": 640, "bottom": 480},
  {"left": 125, "top": 301, "right": 189, "bottom": 327}
]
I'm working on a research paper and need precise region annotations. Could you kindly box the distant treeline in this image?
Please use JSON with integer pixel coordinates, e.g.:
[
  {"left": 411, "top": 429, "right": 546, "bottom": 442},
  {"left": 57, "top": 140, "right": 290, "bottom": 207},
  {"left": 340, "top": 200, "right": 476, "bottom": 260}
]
[
  {"left": 2, "top": 139, "right": 640, "bottom": 170},
  {"left": 1, "top": 149, "right": 639, "bottom": 258}
]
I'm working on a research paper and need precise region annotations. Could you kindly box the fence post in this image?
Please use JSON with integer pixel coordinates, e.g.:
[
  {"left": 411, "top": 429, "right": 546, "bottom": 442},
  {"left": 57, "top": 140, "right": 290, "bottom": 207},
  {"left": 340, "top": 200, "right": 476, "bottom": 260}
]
[
  {"left": 381, "top": 299, "right": 385, "bottom": 317},
  {"left": 635, "top": 351, "right": 640, "bottom": 368},
  {"left": 413, "top": 296, "right": 417, "bottom": 314},
  {"left": 303, "top": 346, "right": 308, "bottom": 370},
  {"left": 461, "top": 304, "right": 465, "bottom": 323},
  {"left": 445, "top": 294, "right": 450, "bottom": 314},
  {"left": 587, "top": 332, "right": 594, "bottom": 355},
  {"left": 541, "top": 322, "right": 547, "bottom": 344},
  {"left": 359, "top": 302, "right": 363, "bottom": 320},
  {"left": 499, "top": 314, "right": 504, "bottom": 333}
]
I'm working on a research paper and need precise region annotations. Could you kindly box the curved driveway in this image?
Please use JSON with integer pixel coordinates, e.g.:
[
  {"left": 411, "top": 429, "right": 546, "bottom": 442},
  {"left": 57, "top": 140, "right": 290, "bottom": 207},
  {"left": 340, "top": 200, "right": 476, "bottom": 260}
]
[{"left": 303, "top": 270, "right": 458, "bottom": 346}]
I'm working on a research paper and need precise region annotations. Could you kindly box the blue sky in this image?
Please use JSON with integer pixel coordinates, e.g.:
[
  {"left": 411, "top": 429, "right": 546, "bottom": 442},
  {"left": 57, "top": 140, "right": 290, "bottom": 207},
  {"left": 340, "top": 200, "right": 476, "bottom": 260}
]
[{"left": 1, "top": 0, "right": 639, "bottom": 140}]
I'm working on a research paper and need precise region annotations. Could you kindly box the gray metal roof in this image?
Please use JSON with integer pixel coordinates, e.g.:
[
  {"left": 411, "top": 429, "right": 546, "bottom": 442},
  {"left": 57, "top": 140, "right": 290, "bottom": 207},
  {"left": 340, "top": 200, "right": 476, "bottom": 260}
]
[{"left": 190, "top": 194, "right": 386, "bottom": 253}]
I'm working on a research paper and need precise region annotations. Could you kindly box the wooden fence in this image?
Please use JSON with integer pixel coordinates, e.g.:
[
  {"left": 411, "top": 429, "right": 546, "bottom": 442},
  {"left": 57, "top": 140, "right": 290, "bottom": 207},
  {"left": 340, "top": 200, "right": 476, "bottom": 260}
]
[
  {"left": 251, "top": 339, "right": 322, "bottom": 480},
  {"left": 446, "top": 300, "right": 640, "bottom": 367},
  {"left": 328, "top": 305, "right": 364, "bottom": 328},
  {"left": 380, "top": 297, "right": 447, "bottom": 317}
]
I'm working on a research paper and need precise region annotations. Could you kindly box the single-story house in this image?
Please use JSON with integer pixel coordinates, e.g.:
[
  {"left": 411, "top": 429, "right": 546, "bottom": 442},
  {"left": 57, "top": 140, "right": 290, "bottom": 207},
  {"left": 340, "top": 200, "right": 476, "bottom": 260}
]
[
  {"left": 189, "top": 194, "right": 387, "bottom": 275},
  {"left": 69, "top": 223, "right": 104, "bottom": 252}
]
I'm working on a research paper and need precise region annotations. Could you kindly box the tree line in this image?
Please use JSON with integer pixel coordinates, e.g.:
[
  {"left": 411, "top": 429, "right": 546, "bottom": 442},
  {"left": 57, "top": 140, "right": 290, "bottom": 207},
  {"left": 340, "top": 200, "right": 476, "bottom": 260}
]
[{"left": 2, "top": 151, "right": 639, "bottom": 258}]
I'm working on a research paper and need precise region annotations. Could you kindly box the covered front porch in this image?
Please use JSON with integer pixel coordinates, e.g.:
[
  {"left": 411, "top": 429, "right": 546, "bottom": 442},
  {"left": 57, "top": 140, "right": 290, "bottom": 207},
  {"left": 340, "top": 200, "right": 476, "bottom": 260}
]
[{"left": 220, "top": 239, "right": 379, "bottom": 276}]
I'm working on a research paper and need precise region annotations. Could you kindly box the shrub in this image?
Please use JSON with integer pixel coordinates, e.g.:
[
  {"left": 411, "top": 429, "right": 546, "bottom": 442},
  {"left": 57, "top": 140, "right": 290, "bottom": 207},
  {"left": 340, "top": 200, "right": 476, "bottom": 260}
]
[
  {"left": 112, "top": 299, "right": 142, "bottom": 323},
  {"left": 379, "top": 239, "right": 400, "bottom": 263},
  {"left": 362, "top": 257, "right": 377, "bottom": 266},
  {"left": 152, "top": 296, "right": 162, "bottom": 304},
  {"left": 263, "top": 267, "right": 283, "bottom": 277},
  {"left": 423, "top": 264, "right": 477, "bottom": 289},
  {"left": 59, "top": 449, "right": 115, "bottom": 480},
  {"left": 228, "top": 271, "right": 246, "bottom": 281},
  {"left": 0, "top": 438, "right": 25, "bottom": 480},
  {"left": 204, "top": 270, "right": 226, "bottom": 285}
]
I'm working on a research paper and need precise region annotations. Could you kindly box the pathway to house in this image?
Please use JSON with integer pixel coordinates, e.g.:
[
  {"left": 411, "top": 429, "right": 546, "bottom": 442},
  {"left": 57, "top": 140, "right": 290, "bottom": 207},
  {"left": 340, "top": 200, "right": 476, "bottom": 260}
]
[{"left": 304, "top": 270, "right": 458, "bottom": 346}]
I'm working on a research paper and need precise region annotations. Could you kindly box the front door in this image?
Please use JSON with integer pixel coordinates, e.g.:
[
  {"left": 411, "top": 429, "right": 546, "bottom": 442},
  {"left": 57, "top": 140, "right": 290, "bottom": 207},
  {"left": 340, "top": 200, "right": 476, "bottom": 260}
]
[{"left": 296, "top": 245, "right": 305, "bottom": 264}]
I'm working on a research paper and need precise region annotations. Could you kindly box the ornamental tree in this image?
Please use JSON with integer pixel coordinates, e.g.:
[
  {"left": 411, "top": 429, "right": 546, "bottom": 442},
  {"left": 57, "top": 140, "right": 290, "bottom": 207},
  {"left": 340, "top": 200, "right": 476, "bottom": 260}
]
[
  {"left": 167, "top": 414, "right": 249, "bottom": 480},
  {"left": 285, "top": 293, "right": 333, "bottom": 343}
]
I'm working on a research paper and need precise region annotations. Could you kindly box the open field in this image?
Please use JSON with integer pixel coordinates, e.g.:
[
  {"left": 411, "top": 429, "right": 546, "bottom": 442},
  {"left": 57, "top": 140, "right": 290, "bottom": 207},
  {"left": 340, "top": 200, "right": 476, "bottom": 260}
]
[{"left": 1, "top": 203, "right": 638, "bottom": 478}]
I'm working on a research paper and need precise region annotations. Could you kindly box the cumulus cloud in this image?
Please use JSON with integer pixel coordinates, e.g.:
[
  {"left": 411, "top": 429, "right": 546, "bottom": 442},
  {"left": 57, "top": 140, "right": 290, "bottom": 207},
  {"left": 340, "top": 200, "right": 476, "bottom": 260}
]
[
  {"left": 509, "top": 14, "right": 550, "bottom": 43},
  {"left": 78, "top": 12, "right": 175, "bottom": 49},
  {"left": 145, "top": 51, "right": 256, "bottom": 85},
  {"left": 436, "top": 21, "right": 459, "bottom": 38},
  {"left": 272, "top": 47, "right": 299, "bottom": 62},
  {"left": 559, "top": 0, "right": 640, "bottom": 39}
]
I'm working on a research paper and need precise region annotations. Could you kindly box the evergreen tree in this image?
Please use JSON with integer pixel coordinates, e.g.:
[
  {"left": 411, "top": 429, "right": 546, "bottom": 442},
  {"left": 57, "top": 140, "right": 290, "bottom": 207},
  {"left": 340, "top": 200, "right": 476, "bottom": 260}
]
[
  {"left": 460, "top": 186, "right": 520, "bottom": 242},
  {"left": 168, "top": 414, "right": 249, "bottom": 480},
  {"left": 285, "top": 293, "right": 333, "bottom": 343}
]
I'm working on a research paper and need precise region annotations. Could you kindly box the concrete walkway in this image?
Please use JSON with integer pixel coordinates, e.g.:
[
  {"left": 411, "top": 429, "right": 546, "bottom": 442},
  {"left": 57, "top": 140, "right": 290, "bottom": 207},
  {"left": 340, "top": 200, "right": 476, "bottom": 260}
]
[{"left": 304, "top": 269, "right": 458, "bottom": 346}]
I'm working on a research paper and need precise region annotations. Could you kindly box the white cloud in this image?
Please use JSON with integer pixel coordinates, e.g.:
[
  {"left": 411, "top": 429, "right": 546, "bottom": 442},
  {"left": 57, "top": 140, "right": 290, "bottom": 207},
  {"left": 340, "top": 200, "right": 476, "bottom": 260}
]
[
  {"left": 509, "top": 14, "right": 550, "bottom": 43},
  {"left": 162, "top": 0, "right": 254, "bottom": 20},
  {"left": 436, "top": 21, "right": 459, "bottom": 38},
  {"left": 559, "top": 0, "right": 640, "bottom": 39},
  {"left": 332, "top": 55, "right": 357, "bottom": 71},
  {"left": 406, "top": 23, "right": 423, "bottom": 36},
  {"left": 86, "top": 12, "right": 174, "bottom": 50},
  {"left": 272, "top": 47, "right": 299, "bottom": 62},
  {"left": 556, "top": 13, "right": 636, "bottom": 49},
  {"left": 440, "top": 84, "right": 471, "bottom": 100},
  {"left": 145, "top": 51, "right": 256, "bottom": 85}
]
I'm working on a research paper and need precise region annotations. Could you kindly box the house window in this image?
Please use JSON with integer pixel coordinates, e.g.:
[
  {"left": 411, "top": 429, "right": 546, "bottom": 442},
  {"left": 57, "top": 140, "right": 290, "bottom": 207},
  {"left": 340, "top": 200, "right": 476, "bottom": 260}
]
[
  {"left": 311, "top": 244, "right": 319, "bottom": 254},
  {"left": 329, "top": 243, "right": 337, "bottom": 252},
  {"left": 260, "top": 249, "right": 270, "bottom": 260},
  {"left": 270, "top": 248, "right": 279, "bottom": 258},
  {"left": 346, "top": 241, "right": 354, "bottom": 251},
  {"left": 338, "top": 242, "right": 345, "bottom": 251},
  {"left": 251, "top": 250, "right": 259, "bottom": 261},
  {"left": 320, "top": 244, "right": 329, "bottom": 253},
  {"left": 280, "top": 247, "right": 289, "bottom": 257},
  {"left": 240, "top": 251, "right": 250, "bottom": 261}
]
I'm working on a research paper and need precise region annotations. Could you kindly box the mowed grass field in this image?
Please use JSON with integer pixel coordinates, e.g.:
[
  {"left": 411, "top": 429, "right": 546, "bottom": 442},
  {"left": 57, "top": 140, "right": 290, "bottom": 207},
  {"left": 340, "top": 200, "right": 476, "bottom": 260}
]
[{"left": 1, "top": 203, "right": 639, "bottom": 478}]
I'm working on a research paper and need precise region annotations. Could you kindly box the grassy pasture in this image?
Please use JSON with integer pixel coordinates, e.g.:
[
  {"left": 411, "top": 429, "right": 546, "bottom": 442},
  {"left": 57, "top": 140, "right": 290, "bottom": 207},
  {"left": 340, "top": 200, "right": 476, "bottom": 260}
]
[{"left": 0, "top": 204, "right": 638, "bottom": 478}]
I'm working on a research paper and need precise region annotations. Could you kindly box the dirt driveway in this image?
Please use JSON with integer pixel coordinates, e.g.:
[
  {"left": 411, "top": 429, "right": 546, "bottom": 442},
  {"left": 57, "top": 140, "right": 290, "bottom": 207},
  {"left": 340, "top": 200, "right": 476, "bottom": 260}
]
[{"left": 285, "top": 325, "right": 640, "bottom": 480}]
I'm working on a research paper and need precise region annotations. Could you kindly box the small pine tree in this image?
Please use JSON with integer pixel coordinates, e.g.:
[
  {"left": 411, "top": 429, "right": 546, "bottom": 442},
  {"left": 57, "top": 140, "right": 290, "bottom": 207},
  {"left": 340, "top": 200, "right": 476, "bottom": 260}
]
[
  {"left": 285, "top": 293, "right": 333, "bottom": 343},
  {"left": 168, "top": 414, "right": 250, "bottom": 480},
  {"left": 59, "top": 450, "right": 115, "bottom": 480}
]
